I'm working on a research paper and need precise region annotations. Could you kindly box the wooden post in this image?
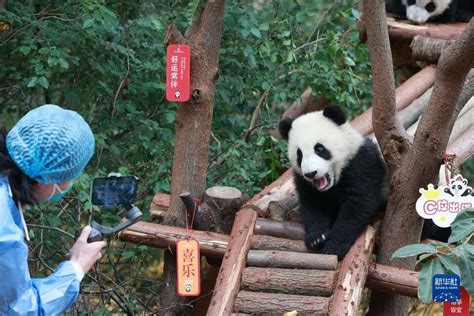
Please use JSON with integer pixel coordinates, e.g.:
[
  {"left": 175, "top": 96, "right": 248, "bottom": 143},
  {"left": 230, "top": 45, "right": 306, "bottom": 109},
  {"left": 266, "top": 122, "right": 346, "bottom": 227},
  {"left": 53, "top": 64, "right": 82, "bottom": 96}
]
[
  {"left": 329, "top": 223, "right": 378, "bottom": 316},
  {"left": 207, "top": 208, "right": 257, "bottom": 316}
]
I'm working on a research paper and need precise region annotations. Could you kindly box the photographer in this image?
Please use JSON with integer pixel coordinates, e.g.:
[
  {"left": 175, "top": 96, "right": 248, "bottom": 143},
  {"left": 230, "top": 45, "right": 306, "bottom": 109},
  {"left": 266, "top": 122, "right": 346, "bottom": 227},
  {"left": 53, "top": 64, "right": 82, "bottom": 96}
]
[{"left": 0, "top": 105, "right": 106, "bottom": 315}]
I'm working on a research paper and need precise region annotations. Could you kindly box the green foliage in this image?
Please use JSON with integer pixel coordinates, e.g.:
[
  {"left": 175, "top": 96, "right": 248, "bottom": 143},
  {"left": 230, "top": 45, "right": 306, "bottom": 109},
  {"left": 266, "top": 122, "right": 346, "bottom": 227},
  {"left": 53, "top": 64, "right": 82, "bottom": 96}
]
[
  {"left": 1, "top": 0, "right": 372, "bottom": 313},
  {"left": 393, "top": 209, "right": 474, "bottom": 303}
]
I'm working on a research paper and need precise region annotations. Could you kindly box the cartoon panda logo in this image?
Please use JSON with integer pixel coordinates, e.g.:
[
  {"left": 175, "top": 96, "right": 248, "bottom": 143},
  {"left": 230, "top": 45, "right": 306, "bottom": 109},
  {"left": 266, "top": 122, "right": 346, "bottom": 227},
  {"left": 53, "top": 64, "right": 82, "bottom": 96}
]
[{"left": 444, "top": 175, "right": 473, "bottom": 197}]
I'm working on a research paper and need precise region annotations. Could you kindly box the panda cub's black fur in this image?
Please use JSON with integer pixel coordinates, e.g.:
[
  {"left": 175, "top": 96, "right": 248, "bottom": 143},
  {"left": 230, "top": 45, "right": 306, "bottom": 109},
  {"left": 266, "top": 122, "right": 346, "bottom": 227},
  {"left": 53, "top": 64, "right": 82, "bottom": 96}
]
[{"left": 279, "top": 105, "right": 387, "bottom": 258}]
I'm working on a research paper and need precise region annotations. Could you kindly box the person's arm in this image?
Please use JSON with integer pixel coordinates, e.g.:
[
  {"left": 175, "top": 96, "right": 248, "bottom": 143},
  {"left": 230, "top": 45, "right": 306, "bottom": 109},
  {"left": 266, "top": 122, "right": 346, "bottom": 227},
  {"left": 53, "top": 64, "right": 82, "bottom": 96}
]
[{"left": 0, "top": 183, "right": 105, "bottom": 315}]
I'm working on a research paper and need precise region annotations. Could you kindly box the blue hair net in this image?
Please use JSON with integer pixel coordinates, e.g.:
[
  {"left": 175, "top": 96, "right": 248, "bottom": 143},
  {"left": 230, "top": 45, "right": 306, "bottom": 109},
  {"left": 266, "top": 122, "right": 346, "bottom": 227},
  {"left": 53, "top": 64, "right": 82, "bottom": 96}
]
[{"left": 6, "top": 104, "right": 95, "bottom": 184}]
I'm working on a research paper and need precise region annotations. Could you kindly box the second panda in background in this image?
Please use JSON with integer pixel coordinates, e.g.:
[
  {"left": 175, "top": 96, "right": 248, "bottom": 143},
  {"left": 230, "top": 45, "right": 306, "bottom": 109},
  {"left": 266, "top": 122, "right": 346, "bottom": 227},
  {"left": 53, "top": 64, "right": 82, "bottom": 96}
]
[
  {"left": 279, "top": 105, "right": 388, "bottom": 258},
  {"left": 387, "top": 0, "right": 474, "bottom": 24}
]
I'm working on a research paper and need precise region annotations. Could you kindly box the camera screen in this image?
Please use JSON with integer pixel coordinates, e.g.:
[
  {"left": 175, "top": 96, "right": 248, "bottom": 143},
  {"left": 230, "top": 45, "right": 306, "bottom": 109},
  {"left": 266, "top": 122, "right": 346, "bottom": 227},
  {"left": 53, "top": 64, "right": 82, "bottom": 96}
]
[{"left": 91, "top": 176, "right": 138, "bottom": 207}]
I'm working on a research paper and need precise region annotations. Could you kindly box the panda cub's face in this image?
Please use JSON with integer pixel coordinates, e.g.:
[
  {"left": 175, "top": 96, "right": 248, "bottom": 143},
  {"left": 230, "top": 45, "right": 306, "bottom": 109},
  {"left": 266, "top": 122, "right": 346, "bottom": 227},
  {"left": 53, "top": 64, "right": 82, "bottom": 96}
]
[
  {"left": 279, "top": 105, "right": 364, "bottom": 192},
  {"left": 402, "top": 0, "right": 451, "bottom": 23}
]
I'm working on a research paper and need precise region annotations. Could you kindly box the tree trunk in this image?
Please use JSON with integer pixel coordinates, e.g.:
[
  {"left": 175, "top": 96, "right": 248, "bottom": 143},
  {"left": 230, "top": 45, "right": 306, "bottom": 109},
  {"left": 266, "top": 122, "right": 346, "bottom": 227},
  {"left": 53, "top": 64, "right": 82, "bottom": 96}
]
[
  {"left": 234, "top": 291, "right": 329, "bottom": 315},
  {"left": 160, "top": 2, "right": 227, "bottom": 314},
  {"left": 241, "top": 267, "right": 335, "bottom": 296}
]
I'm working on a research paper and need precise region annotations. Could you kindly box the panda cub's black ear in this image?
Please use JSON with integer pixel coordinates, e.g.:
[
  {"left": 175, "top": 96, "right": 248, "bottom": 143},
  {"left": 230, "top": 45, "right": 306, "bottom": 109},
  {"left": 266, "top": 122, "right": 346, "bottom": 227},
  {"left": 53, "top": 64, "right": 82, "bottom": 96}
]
[
  {"left": 323, "top": 104, "right": 347, "bottom": 126},
  {"left": 278, "top": 117, "right": 293, "bottom": 140}
]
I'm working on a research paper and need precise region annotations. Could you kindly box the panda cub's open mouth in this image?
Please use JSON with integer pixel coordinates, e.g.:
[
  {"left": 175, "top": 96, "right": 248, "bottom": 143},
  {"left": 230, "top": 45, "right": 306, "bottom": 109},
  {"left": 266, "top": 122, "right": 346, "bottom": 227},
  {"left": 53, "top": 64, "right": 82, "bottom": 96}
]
[{"left": 313, "top": 174, "right": 331, "bottom": 191}]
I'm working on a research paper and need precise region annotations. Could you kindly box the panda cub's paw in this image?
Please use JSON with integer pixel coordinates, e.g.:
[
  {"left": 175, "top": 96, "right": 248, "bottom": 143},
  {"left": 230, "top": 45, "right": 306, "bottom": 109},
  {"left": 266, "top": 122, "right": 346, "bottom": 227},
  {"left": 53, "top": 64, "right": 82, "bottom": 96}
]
[
  {"left": 304, "top": 231, "right": 329, "bottom": 250},
  {"left": 321, "top": 239, "right": 352, "bottom": 259}
]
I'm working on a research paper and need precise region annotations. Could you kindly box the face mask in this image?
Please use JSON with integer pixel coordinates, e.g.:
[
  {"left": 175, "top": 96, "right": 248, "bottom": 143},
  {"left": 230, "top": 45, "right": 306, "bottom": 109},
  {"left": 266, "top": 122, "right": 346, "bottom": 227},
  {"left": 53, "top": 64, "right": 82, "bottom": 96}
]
[{"left": 47, "top": 182, "right": 74, "bottom": 202}]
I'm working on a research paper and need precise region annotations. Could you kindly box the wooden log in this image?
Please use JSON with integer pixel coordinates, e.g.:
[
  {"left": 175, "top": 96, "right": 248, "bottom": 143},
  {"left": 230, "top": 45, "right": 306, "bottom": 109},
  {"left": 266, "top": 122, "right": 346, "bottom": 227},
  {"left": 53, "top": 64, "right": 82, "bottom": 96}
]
[
  {"left": 366, "top": 264, "right": 419, "bottom": 298},
  {"left": 397, "top": 87, "right": 432, "bottom": 129},
  {"left": 251, "top": 235, "right": 308, "bottom": 253},
  {"left": 267, "top": 193, "right": 299, "bottom": 220},
  {"left": 447, "top": 125, "right": 474, "bottom": 167},
  {"left": 410, "top": 36, "right": 456, "bottom": 63},
  {"left": 119, "top": 221, "right": 309, "bottom": 255},
  {"left": 329, "top": 223, "right": 379, "bottom": 316},
  {"left": 234, "top": 291, "right": 329, "bottom": 315},
  {"left": 387, "top": 17, "right": 466, "bottom": 41},
  {"left": 119, "top": 221, "right": 230, "bottom": 258},
  {"left": 241, "top": 267, "right": 335, "bottom": 296},
  {"left": 207, "top": 208, "right": 257, "bottom": 316},
  {"left": 247, "top": 250, "right": 337, "bottom": 270},
  {"left": 243, "top": 168, "right": 295, "bottom": 218},
  {"left": 286, "top": 206, "right": 301, "bottom": 223},
  {"left": 449, "top": 105, "right": 474, "bottom": 143},
  {"left": 196, "top": 186, "right": 246, "bottom": 234},
  {"left": 254, "top": 218, "right": 305, "bottom": 240},
  {"left": 351, "top": 65, "right": 436, "bottom": 135},
  {"left": 150, "top": 192, "right": 170, "bottom": 222}
]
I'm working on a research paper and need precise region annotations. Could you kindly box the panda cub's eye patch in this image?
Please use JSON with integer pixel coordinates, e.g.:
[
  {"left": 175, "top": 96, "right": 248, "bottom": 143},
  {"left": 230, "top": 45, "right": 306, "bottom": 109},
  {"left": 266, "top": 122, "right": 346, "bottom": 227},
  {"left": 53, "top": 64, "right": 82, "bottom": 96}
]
[
  {"left": 425, "top": 2, "right": 436, "bottom": 12},
  {"left": 407, "top": 0, "right": 416, "bottom": 5},
  {"left": 297, "top": 148, "right": 303, "bottom": 168},
  {"left": 314, "top": 143, "right": 332, "bottom": 160}
]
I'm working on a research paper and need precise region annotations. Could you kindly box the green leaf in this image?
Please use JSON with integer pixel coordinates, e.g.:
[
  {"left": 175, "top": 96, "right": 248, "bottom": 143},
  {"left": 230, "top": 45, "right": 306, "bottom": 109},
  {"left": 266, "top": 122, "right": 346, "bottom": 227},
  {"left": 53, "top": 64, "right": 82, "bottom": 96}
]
[
  {"left": 455, "top": 246, "right": 474, "bottom": 296},
  {"left": 351, "top": 8, "right": 362, "bottom": 20},
  {"left": 259, "top": 22, "right": 269, "bottom": 31},
  {"left": 418, "top": 257, "right": 444, "bottom": 303},
  {"left": 392, "top": 244, "right": 437, "bottom": 259},
  {"left": 38, "top": 76, "right": 49, "bottom": 89},
  {"left": 19, "top": 46, "right": 31, "bottom": 55},
  {"left": 344, "top": 56, "right": 355, "bottom": 66},
  {"left": 250, "top": 27, "right": 262, "bottom": 38},
  {"left": 47, "top": 57, "right": 58, "bottom": 67},
  {"left": 448, "top": 209, "right": 474, "bottom": 243},
  {"left": 83, "top": 18, "right": 94, "bottom": 29},
  {"left": 438, "top": 254, "right": 461, "bottom": 275},
  {"left": 27, "top": 77, "right": 38, "bottom": 88},
  {"left": 416, "top": 253, "right": 434, "bottom": 265},
  {"left": 58, "top": 59, "right": 69, "bottom": 69},
  {"left": 38, "top": 47, "right": 49, "bottom": 55}
]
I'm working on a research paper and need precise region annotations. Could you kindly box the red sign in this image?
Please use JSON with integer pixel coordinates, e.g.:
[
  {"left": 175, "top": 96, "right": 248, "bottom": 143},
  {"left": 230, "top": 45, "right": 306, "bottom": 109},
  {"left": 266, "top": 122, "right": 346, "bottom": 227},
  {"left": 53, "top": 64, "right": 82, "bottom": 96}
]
[
  {"left": 444, "top": 287, "right": 471, "bottom": 316},
  {"left": 176, "top": 239, "right": 201, "bottom": 296},
  {"left": 166, "top": 44, "right": 190, "bottom": 102}
]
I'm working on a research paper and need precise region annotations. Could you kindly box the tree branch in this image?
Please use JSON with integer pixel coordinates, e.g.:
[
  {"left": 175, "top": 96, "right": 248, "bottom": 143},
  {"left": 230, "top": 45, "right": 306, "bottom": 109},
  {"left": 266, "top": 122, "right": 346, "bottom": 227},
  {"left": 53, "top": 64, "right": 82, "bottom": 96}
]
[{"left": 363, "top": 0, "right": 411, "bottom": 173}]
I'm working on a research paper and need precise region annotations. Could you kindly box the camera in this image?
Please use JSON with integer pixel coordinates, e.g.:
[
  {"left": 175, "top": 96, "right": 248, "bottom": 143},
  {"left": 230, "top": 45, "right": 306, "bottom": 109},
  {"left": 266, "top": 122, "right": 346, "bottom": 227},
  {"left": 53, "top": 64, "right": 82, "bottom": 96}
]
[{"left": 87, "top": 174, "right": 142, "bottom": 243}]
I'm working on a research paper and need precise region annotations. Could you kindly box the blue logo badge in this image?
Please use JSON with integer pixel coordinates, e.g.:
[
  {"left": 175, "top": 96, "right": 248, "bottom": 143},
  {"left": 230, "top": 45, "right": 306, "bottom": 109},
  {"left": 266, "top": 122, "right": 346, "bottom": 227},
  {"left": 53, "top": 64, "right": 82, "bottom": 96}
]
[{"left": 432, "top": 274, "right": 461, "bottom": 302}]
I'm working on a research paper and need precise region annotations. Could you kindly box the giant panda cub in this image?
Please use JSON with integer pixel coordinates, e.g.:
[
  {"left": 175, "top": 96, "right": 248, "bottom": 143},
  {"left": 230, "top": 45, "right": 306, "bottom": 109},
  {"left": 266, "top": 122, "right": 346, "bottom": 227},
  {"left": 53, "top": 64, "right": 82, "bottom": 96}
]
[
  {"left": 387, "top": 0, "right": 473, "bottom": 24},
  {"left": 279, "top": 105, "right": 387, "bottom": 258}
]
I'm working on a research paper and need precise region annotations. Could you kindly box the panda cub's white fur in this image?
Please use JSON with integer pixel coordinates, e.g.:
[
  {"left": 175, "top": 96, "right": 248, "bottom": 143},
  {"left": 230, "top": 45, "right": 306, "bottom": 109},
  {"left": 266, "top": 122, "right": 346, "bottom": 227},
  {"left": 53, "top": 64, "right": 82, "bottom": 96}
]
[
  {"left": 402, "top": 0, "right": 452, "bottom": 23},
  {"left": 288, "top": 112, "right": 364, "bottom": 191}
]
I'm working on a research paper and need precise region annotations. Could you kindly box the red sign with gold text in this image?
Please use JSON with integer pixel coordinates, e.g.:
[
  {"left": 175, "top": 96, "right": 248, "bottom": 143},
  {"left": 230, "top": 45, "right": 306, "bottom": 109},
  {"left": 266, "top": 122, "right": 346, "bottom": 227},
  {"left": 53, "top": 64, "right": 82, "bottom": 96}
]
[
  {"left": 444, "top": 287, "right": 471, "bottom": 316},
  {"left": 166, "top": 44, "right": 190, "bottom": 102},
  {"left": 176, "top": 239, "right": 201, "bottom": 296}
]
